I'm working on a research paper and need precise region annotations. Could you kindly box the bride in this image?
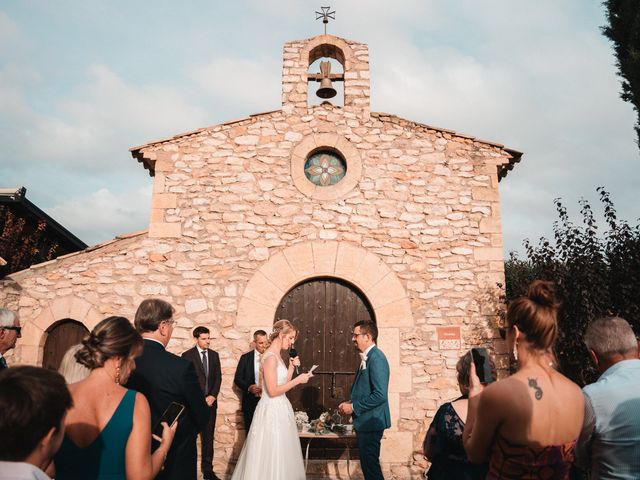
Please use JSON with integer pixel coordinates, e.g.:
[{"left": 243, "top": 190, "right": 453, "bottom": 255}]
[{"left": 231, "top": 319, "right": 313, "bottom": 480}]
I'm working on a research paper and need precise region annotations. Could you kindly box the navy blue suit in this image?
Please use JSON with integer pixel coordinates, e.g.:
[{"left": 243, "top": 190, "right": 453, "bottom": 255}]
[{"left": 350, "top": 345, "right": 391, "bottom": 480}]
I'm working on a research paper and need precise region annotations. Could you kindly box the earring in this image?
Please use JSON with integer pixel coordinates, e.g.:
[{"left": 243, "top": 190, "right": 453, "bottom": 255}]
[
  {"left": 115, "top": 364, "right": 121, "bottom": 385},
  {"left": 513, "top": 341, "right": 519, "bottom": 362}
]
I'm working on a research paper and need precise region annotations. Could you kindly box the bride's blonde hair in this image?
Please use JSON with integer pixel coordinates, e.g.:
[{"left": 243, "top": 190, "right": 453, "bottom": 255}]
[{"left": 267, "top": 319, "right": 297, "bottom": 346}]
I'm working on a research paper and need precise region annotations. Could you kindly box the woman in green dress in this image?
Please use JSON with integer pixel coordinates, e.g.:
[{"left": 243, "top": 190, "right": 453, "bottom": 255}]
[{"left": 53, "top": 316, "right": 176, "bottom": 480}]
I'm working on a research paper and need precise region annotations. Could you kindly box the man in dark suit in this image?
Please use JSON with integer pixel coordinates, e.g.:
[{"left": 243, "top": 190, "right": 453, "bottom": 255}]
[
  {"left": 181, "top": 327, "right": 222, "bottom": 480},
  {"left": 0, "top": 308, "right": 21, "bottom": 370},
  {"left": 233, "top": 329, "right": 268, "bottom": 431},
  {"left": 125, "top": 299, "right": 209, "bottom": 480},
  {"left": 339, "top": 321, "right": 391, "bottom": 480}
]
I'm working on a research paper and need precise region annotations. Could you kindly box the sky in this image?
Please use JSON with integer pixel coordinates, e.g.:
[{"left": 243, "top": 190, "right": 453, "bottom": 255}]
[{"left": 1, "top": 1, "right": 638, "bottom": 255}]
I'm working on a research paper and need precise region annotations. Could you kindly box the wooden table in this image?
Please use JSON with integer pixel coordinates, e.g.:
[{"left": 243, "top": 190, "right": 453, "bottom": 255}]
[{"left": 299, "top": 430, "right": 357, "bottom": 478}]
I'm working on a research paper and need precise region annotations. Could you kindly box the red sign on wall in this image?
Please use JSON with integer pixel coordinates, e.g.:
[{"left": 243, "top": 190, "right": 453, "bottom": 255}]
[{"left": 437, "top": 326, "right": 461, "bottom": 350}]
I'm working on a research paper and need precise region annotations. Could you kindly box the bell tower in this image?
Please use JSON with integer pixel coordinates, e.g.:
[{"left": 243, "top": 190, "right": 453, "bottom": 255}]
[{"left": 281, "top": 34, "right": 371, "bottom": 119}]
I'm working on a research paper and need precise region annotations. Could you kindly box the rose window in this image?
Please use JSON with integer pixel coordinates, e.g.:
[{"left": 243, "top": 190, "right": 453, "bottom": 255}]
[{"left": 304, "top": 150, "right": 347, "bottom": 187}]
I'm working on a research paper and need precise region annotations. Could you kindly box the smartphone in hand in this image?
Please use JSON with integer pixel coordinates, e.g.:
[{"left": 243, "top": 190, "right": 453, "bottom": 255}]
[
  {"left": 152, "top": 402, "right": 185, "bottom": 442},
  {"left": 471, "top": 348, "right": 494, "bottom": 384}
]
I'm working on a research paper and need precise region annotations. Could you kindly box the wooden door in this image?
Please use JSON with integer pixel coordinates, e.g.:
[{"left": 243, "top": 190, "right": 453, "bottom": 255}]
[
  {"left": 42, "top": 319, "right": 89, "bottom": 371},
  {"left": 275, "top": 277, "right": 375, "bottom": 418}
]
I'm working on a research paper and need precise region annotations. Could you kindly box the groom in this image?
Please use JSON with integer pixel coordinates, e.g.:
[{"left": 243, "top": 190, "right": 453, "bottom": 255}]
[{"left": 338, "top": 321, "right": 391, "bottom": 480}]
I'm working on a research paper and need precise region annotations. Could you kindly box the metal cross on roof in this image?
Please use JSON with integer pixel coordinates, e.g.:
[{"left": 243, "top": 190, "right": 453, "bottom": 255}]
[{"left": 315, "top": 6, "right": 335, "bottom": 35}]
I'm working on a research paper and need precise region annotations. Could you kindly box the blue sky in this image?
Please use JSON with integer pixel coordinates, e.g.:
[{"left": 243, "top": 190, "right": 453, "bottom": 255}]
[{"left": 1, "top": 1, "right": 638, "bottom": 254}]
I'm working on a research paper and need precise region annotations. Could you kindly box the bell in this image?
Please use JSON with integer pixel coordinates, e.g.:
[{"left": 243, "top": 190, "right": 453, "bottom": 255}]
[
  {"left": 317, "top": 77, "right": 337, "bottom": 99},
  {"left": 316, "top": 61, "right": 337, "bottom": 99}
]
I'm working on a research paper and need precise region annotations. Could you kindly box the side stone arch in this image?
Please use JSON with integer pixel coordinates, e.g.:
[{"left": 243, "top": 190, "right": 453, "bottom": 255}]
[
  {"left": 236, "top": 240, "right": 414, "bottom": 440},
  {"left": 20, "top": 296, "right": 103, "bottom": 365}
]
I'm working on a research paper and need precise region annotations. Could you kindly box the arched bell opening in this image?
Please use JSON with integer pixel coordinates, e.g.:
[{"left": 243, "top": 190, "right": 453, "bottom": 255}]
[{"left": 307, "top": 44, "right": 345, "bottom": 107}]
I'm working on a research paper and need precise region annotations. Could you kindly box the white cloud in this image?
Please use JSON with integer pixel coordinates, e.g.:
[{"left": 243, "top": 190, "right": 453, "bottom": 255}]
[
  {"left": 190, "top": 56, "right": 281, "bottom": 115},
  {"left": 47, "top": 186, "right": 152, "bottom": 246}
]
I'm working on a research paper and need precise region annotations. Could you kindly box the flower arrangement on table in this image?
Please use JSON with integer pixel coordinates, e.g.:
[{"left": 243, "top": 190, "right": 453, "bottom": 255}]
[
  {"left": 294, "top": 411, "right": 309, "bottom": 431},
  {"left": 306, "top": 410, "right": 352, "bottom": 434}
]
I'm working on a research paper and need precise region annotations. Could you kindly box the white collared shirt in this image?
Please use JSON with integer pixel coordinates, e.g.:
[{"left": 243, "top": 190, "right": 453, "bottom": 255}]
[
  {"left": 360, "top": 344, "right": 375, "bottom": 369},
  {"left": 0, "top": 461, "right": 52, "bottom": 480},
  {"left": 253, "top": 349, "right": 261, "bottom": 385}
]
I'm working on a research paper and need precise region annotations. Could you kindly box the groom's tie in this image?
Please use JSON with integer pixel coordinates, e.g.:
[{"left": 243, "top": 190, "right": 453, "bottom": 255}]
[
  {"left": 0, "top": 356, "right": 7, "bottom": 369},
  {"left": 202, "top": 350, "right": 209, "bottom": 392}
]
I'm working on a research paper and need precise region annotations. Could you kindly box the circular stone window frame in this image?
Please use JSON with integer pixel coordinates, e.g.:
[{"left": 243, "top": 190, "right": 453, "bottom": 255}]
[{"left": 291, "top": 133, "right": 362, "bottom": 201}]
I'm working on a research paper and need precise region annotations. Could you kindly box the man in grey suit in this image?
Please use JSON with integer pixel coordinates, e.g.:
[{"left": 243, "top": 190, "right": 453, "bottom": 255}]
[{"left": 339, "top": 320, "right": 391, "bottom": 480}]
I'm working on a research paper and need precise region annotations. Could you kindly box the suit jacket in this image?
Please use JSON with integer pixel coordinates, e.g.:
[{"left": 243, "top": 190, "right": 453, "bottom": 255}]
[
  {"left": 233, "top": 350, "right": 260, "bottom": 413},
  {"left": 125, "top": 339, "right": 209, "bottom": 480},
  {"left": 181, "top": 347, "right": 222, "bottom": 399},
  {"left": 350, "top": 345, "right": 391, "bottom": 432}
]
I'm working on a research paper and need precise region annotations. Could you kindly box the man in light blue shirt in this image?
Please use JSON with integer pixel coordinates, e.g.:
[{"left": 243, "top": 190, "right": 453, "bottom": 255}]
[{"left": 577, "top": 316, "right": 640, "bottom": 479}]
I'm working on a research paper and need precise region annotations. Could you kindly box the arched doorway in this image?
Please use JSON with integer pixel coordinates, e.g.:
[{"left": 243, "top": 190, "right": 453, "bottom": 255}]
[
  {"left": 42, "top": 319, "right": 89, "bottom": 371},
  {"left": 276, "top": 277, "right": 374, "bottom": 460}
]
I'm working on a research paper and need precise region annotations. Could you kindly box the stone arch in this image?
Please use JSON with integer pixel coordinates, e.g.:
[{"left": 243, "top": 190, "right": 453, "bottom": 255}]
[
  {"left": 237, "top": 242, "right": 412, "bottom": 327},
  {"left": 236, "top": 241, "right": 414, "bottom": 433},
  {"left": 20, "top": 296, "right": 102, "bottom": 365}
]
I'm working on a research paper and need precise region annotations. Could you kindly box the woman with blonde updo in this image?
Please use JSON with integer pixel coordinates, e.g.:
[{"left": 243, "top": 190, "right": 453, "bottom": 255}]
[
  {"left": 53, "top": 316, "right": 176, "bottom": 480},
  {"left": 58, "top": 344, "right": 90, "bottom": 384},
  {"left": 231, "top": 319, "right": 313, "bottom": 480},
  {"left": 463, "top": 281, "right": 584, "bottom": 479}
]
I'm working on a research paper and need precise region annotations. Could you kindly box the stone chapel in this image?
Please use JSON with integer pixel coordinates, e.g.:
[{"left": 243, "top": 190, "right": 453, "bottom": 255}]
[{"left": 1, "top": 33, "right": 521, "bottom": 478}]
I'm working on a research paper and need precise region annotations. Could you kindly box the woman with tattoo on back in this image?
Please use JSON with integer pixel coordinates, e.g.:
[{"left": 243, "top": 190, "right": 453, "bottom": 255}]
[{"left": 463, "top": 281, "right": 584, "bottom": 479}]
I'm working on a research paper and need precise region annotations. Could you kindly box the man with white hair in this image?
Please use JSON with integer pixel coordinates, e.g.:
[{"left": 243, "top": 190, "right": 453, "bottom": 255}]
[
  {"left": 577, "top": 316, "right": 640, "bottom": 479},
  {"left": 0, "top": 308, "right": 21, "bottom": 370}
]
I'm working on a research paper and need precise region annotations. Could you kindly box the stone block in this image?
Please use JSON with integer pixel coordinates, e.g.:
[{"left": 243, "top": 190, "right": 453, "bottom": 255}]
[
  {"left": 242, "top": 272, "right": 285, "bottom": 309},
  {"left": 283, "top": 242, "right": 315, "bottom": 277},
  {"left": 258, "top": 252, "right": 298, "bottom": 292},
  {"left": 185, "top": 298, "right": 208, "bottom": 314},
  {"left": 50, "top": 297, "right": 71, "bottom": 321},
  {"left": 376, "top": 299, "right": 413, "bottom": 327},
  {"left": 312, "top": 241, "right": 338, "bottom": 274},
  {"left": 378, "top": 328, "right": 400, "bottom": 367},
  {"left": 368, "top": 273, "right": 407, "bottom": 310},
  {"left": 236, "top": 297, "right": 274, "bottom": 326},
  {"left": 473, "top": 247, "right": 504, "bottom": 262},
  {"left": 150, "top": 209, "right": 165, "bottom": 222},
  {"left": 149, "top": 222, "right": 182, "bottom": 238},
  {"left": 380, "top": 431, "right": 414, "bottom": 463},
  {"left": 357, "top": 252, "right": 390, "bottom": 291},
  {"left": 389, "top": 365, "right": 412, "bottom": 393},
  {"left": 152, "top": 193, "right": 177, "bottom": 210},
  {"left": 471, "top": 188, "right": 500, "bottom": 202},
  {"left": 479, "top": 217, "right": 501, "bottom": 234},
  {"left": 388, "top": 392, "right": 400, "bottom": 431}
]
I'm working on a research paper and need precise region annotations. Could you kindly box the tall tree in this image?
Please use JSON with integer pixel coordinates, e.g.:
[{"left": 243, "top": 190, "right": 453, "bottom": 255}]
[{"left": 602, "top": 0, "right": 640, "bottom": 148}]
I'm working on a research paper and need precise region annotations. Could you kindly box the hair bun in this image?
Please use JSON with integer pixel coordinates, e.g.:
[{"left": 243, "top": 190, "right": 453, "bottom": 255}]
[{"left": 527, "top": 280, "right": 558, "bottom": 308}]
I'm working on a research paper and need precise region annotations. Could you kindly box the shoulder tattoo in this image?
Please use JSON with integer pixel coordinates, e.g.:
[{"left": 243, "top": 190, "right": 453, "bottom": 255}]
[{"left": 528, "top": 378, "right": 543, "bottom": 400}]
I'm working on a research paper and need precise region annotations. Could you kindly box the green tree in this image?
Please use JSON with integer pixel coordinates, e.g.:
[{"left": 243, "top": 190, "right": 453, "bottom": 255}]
[
  {"left": 505, "top": 189, "right": 640, "bottom": 386},
  {"left": 602, "top": 0, "right": 640, "bottom": 148}
]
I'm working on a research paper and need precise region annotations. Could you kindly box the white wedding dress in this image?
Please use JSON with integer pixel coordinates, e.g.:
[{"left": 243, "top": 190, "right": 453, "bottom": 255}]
[{"left": 231, "top": 351, "right": 306, "bottom": 480}]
